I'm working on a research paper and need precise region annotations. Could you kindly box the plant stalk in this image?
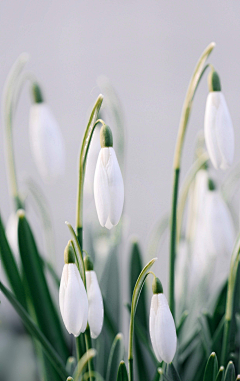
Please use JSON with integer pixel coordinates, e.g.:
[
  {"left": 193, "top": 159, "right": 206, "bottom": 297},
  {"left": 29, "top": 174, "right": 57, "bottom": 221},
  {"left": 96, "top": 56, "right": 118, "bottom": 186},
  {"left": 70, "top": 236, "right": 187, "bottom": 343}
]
[{"left": 168, "top": 42, "right": 215, "bottom": 319}]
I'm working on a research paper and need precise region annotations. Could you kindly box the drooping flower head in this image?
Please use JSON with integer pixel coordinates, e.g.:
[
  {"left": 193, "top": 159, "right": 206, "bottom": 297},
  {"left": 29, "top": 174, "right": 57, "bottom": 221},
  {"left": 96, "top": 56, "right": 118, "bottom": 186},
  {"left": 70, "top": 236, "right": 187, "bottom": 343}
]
[
  {"left": 94, "top": 124, "right": 124, "bottom": 229},
  {"left": 149, "top": 277, "right": 177, "bottom": 364},
  {"left": 29, "top": 83, "right": 65, "bottom": 183},
  {"left": 204, "top": 70, "right": 234, "bottom": 170},
  {"left": 59, "top": 241, "right": 88, "bottom": 337},
  {"left": 84, "top": 254, "right": 104, "bottom": 339}
]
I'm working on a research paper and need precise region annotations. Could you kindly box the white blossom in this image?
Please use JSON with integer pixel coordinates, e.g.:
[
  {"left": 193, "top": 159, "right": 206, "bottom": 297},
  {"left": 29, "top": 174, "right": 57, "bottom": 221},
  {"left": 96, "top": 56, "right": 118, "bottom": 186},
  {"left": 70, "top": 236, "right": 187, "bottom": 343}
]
[
  {"left": 86, "top": 270, "right": 104, "bottom": 339},
  {"left": 149, "top": 293, "right": 177, "bottom": 364},
  {"left": 29, "top": 103, "right": 65, "bottom": 183},
  {"left": 94, "top": 147, "right": 124, "bottom": 229},
  {"left": 59, "top": 263, "right": 88, "bottom": 337},
  {"left": 204, "top": 92, "right": 234, "bottom": 170}
]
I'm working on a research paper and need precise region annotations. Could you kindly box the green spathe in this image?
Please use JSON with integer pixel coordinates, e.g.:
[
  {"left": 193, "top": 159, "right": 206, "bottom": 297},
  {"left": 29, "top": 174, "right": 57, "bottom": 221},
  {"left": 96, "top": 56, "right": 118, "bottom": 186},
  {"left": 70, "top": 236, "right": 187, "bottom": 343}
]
[
  {"left": 64, "top": 241, "right": 75, "bottom": 264},
  {"left": 100, "top": 124, "right": 113, "bottom": 148},
  {"left": 32, "top": 82, "right": 44, "bottom": 103},
  {"left": 208, "top": 70, "right": 221, "bottom": 92},
  {"left": 84, "top": 254, "right": 94, "bottom": 271},
  {"left": 152, "top": 277, "right": 163, "bottom": 294}
]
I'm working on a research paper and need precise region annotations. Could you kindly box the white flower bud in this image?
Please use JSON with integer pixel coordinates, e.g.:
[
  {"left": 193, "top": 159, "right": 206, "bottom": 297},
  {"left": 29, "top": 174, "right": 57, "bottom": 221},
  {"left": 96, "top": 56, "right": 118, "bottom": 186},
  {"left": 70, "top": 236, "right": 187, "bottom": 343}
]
[
  {"left": 86, "top": 270, "right": 104, "bottom": 339},
  {"left": 204, "top": 92, "right": 234, "bottom": 170},
  {"left": 94, "top": 147, "right": 124, "bottom": 229},
  {"left": 29, "top": 103, "right": 65, "bottom": 183},
  {"left": 59, "top": 263, "right": 88, "bottom": 337},
  {"left": 149, "top": 293, "right": 177, "bottom": 364}
]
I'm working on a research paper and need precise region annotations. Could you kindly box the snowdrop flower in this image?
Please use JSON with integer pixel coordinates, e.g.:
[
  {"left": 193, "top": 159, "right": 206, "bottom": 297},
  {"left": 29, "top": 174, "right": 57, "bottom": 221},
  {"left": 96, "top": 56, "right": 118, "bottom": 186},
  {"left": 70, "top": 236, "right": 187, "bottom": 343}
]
[
  {"left": 29, "top": 83, "right": 65, "bottom": 183},
  {"left": 203, "top": 179, "right": 235, "bottom": 259},
  {"left": 149, "top": 277, "right": 177, "bottom": 364},
  {"left": 84, "top": 255, "right": 104, "bottom": 339},
  {"left": 6, "top": 212, "right": 19, "bottom": 257},
  {"left": 204, "top": 70, "right": 234, "bottom": 170},
  {"left": 94, "top": 124, "right": 124, "bottom": 229},
  {"left": 59, "top": 241, "right": 88, "bottom": 337}
]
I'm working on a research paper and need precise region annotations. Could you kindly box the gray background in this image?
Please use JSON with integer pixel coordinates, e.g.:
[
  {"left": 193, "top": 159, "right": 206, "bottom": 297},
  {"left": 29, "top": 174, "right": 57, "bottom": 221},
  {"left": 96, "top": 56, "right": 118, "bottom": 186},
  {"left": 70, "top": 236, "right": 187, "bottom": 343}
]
[{"left": 1, "top": 0, "right": 240, "bottom": 323}]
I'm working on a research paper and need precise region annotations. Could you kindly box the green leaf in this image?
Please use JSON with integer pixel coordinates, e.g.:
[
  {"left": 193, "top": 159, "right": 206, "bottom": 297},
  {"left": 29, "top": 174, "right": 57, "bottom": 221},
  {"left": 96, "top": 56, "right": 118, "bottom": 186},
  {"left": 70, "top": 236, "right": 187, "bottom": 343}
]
[
  {"left": 166, "top": 363, "right": 182, "bottom": 381},
  {"left": 215, "top": 367, "right": 225, "bottom": 381},
  {"left": 17, "top": 210, "right": 69, "bottom": 361},
  {"left": 73, "top": 349, "right": 97, "bottom": 380},
  {"left": 0, "top": 213, "right": 26, "bottom": 308},
  {"left": 203, "top": 353, "right": 218, "bottom": 381},
  {"left": 224, "top": 362, "right": 235, "bottom": 381},
  {"left": 117, "top": 361, "right": 129, "bottom": 381},
  {"left": 106, "top": 333, "right": 124, "bottom": 381},
  {"left": 0, "top": 281, "right": 68, "bottom": 380}
]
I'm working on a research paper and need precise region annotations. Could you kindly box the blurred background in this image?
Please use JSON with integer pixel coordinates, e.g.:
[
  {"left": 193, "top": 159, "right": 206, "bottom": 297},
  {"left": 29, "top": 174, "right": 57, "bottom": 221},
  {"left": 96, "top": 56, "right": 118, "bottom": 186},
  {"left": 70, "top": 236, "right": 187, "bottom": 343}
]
[{"left": 1, "top": 1, "right": 240, "bottom": 379}]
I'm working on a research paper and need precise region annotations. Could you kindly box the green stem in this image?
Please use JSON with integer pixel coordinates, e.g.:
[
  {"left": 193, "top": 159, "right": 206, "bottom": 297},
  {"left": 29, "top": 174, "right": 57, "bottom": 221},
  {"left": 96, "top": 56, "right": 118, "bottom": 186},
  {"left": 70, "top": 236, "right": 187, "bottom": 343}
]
[
  {"left": 169, "top": 168, "right": 180, "bottom": 318},
  {"left": 221, "top": 234, "right": 240, "bottom": 365},
  {"left": 85, "top": 327, "right": 94, "bottom": 381},
  {"left": 76, "top": 95, "right": 103, "bottom": 230},
  {"left": 3, "top": 54, "right": 30, "bottom": 210},
  {"left": 168, "top": 42, "right": 215, "bottom": 319},
  {"left": 128, "top": 258, "right": 156, "bottom": 381}
]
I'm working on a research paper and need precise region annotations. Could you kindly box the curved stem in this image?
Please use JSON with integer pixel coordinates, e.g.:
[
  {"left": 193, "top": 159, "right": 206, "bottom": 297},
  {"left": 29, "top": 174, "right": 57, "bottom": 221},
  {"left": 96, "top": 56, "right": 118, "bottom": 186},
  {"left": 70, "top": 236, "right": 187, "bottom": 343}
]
[
  {"left": 3, "top": 55, "right": 35, "bottom": 211},
  {"left": 169, "top": 42, "right": 215, "bottom": 319},
  {"left": 76, "top": 95, "right": 103, "bottom": 230},
  {"left": 128, "top": 258, "right": 157, "bottom": 381}
]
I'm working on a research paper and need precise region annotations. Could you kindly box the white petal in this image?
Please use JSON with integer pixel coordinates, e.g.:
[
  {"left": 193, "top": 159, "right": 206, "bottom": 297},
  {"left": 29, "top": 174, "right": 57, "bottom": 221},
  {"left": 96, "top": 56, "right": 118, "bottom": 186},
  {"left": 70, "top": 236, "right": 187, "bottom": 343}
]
[
  {"left": 215, "top": 93, "right": 234, "bottom": 169},
  {"left": 156, "top": 294, "right": 177, "bottom": 364},
  {"left": 204, "top": 93, "right": 222, "bottom": 169},
  {"left": 29, "top": 103, "right": 65, "bottom": 183},
  {"left": 94, "top": 149, "right": 110, "bottom": 226},
  {"left": 105, "top": 217, "right": 113, "bottom": 230},
  {"left": 204, "top": 191, "right": 235, "bottom": 257},
  {"left": 6, "top": 213, "right": 19, "bottom": 258},
  {"left": 59, "top": 264, "right": 88, "bottom": 336},
  {"left": 86, "top": 271, "right": 104, "bottom": 339},
  {"left": 204, "top": 92, "right": 234, "bottom": 170},
  {"left": 149, "top": 295, "right": 162, "bottom": 362},
  {"left": 105, "top": 148, "right": 124, "bottom": 226}
]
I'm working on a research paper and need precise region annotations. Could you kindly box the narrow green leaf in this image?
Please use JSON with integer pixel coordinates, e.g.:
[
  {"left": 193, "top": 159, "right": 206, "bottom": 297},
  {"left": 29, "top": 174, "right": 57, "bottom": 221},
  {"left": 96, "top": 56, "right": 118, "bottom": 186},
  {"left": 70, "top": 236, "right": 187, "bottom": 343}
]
[
  {"left": 73, "top": 349, "right": 97, "bottom": 380},
  {"left": 215, "top": 367, "right": 225, "bottom": 381},
  {"left": 18, "top": 210, "right": 68, "bottom": 360},
  {"left": 166, "top": 363, "right": 182, "bottom": 381},
  {"left": 106, "top": 333, "right": 124, "bottom": 381},
  {"left": 66, "top": 357, "right": 76, "bottom": 375},
  {"left": 0, "top": 213, "right": 26, "bottom": 308},
  {"left": 224, "top": 362, "right": 235, "bottom": 381},
  {"left": 117, "top": 361, "right": 129, "bottom": 381},
  {"left": 0, "top": 281, "right": 68, "bottom": 380},
  {"left": 203, "top": 353, "right": 218, "bottom": 381}
]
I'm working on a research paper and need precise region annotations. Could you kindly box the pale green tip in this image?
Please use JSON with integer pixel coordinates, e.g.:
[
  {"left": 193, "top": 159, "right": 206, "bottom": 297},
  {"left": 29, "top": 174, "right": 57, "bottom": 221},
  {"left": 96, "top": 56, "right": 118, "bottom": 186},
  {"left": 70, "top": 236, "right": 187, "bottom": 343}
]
[
  {"left": 152, "top": 277, "right": 163, "bottom": 294},
  {"left": 17, "top": 209, "right": 25, "bottom": 219},
  {"left": 100, "top": 124, "right": 113, "bottom": 148},
  {"left": 67, "top": 378, "right": 74, "bottom": 381},
  {"left": 208, "top": 70, "right": 221, "bottom": 92},
  {"left": 32, "top": 82, "right": 44, "bottom": 103},
  {"left": 64, "top": 241, "right": 75, "bottom": 264},
  {"left": 84, "top": 254, "right": 94, "bottom": 271},
  {"left": 208, "top": 178, "right": 216, "bottom": 191}
]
